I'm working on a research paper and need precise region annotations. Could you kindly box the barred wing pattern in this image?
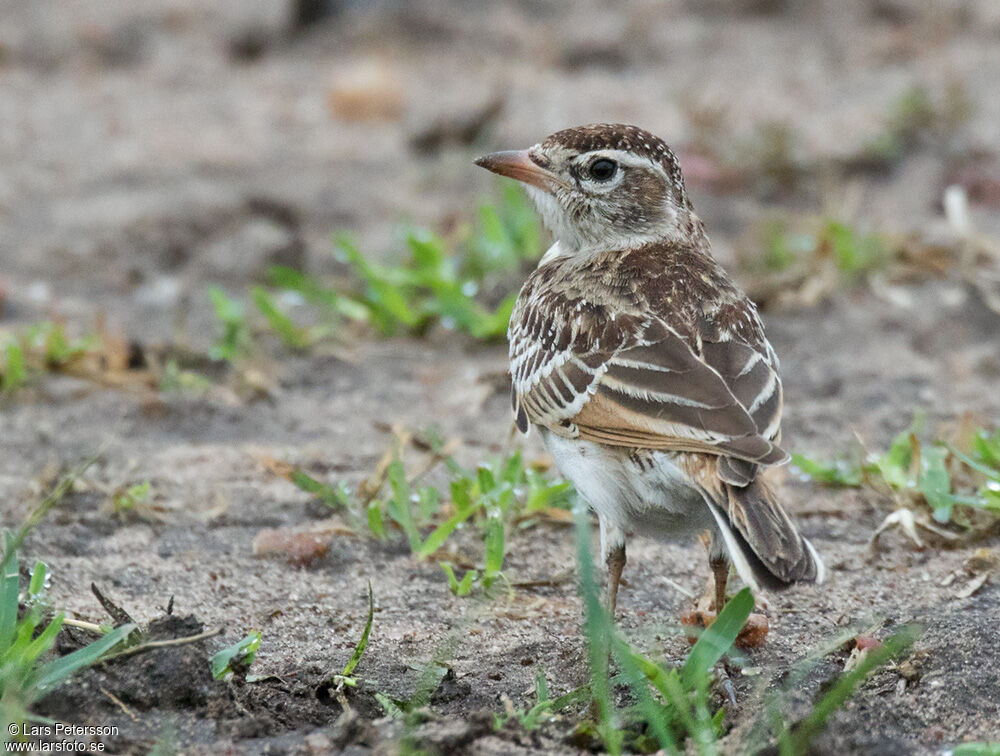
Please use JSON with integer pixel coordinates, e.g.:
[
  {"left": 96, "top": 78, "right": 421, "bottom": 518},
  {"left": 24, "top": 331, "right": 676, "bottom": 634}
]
[{"left": 508, "top": 270, "right": 787, "bottom": 471}]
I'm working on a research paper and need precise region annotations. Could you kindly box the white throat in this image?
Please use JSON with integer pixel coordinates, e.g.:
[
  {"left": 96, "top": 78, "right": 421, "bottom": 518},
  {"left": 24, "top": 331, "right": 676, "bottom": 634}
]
[{"left": 525, "top": 185, "right": 687, "bottom": 259}]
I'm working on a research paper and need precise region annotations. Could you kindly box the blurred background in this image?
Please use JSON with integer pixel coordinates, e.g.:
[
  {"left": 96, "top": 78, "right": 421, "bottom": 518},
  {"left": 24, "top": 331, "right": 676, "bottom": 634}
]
[
  {"left": 3, "top": 4, "right": 1000, "bottom": 752},
  {"left": 3, "top": 0, "right": 1000, "bottom": 345}
]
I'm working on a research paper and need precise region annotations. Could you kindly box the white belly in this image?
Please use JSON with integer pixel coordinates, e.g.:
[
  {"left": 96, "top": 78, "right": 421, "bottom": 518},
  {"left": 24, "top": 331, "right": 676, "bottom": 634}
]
[{"left": 542, "top": 431, "right": 713, "bottom": 552}]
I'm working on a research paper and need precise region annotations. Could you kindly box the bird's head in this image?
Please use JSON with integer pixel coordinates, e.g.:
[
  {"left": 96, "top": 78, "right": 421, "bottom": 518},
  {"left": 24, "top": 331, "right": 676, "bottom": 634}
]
[{"left": 476, "top": 124, "right": 698, "bottom": 254}]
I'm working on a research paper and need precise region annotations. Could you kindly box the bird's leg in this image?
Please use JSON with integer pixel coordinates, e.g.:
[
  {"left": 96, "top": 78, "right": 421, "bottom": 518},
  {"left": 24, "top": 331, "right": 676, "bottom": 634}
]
[
  {"left": 605, "top": 543, "right": 627, "bottom": 617},
  {"left": 686, "top": 532, "right": 770, "bottom": 657},
  {"left": 710, "top": 555, "right": 729, "bottom": 612},
  {"left": 697, "top": 530, "right": 729, "bottom": 612}
]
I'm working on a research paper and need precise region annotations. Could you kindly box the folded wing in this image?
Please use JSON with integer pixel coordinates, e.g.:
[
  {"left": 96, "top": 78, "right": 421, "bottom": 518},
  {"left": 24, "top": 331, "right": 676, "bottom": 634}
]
[{"left": 509, "top": 297, "right": 786, "bottom": 467}]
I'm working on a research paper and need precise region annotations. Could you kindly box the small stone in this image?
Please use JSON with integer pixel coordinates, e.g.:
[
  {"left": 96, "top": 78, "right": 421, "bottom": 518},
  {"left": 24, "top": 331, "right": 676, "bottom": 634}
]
[{"left": 304, "top": 731, "right": 333, "bottom": 755}]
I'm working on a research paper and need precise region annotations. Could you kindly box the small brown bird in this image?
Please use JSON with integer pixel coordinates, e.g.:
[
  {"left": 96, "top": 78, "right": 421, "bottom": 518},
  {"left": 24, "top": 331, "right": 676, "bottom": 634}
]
[{"left": 476, "top": 124, "right": 823, "bottom": 618}]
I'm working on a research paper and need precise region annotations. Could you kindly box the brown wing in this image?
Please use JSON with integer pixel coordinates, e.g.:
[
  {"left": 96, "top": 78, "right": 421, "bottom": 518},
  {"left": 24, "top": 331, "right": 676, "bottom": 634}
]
[{"left": 509, "top": 291, "right": 786, "bottom": 466}]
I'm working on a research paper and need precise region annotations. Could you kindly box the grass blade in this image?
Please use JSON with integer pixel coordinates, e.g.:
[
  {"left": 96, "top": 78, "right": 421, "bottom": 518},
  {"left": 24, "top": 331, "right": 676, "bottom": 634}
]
[
  {"left": 484, "top": 512, "right": 505, "bottom": 578},
  {"left": 573, "top": 506, "right": 622, "bottom": 754},
  {"left": 948, "top": 444, "right": 1000, "bottom": 483},
  {"left": 682, "top": 587, "right": 754, "bottom": 688},
  {"left": 0, "top": 531, "right": 19, "bottom": 653},
  {"left": 416, "top": 500, "right": 483, "bottom": 560},
  {"left": 611, "top": 638, "right": 681, "bottom": 755},
  {"left": 342, "top": 582, "right": 374, "bottom": 677},
  {"left": 790, "top": 453, "right": 862, "bottom": 487},
  {"left": 34, "top": 622, "right": 136, "bottom": 692},
  {"left": 21, "top": 613, "right": 66, "bottom": 668},
  {"left": 251, "top": 286, "right": 309, "bottom": 349},
  {"left": 951, "top": 745, "right": 1000, "bottom": 756},
  {"left": 385, "top": 460, "right": 421, "bottom": 553},
  {"left": 210, "top": 631, "right": 262, "bottom": 681},
  {"left": 784, "top": 625, "right": 920, "bottom": 753},
  {"left": 2, "top": 342, "right": 27, "bottom": 392}
]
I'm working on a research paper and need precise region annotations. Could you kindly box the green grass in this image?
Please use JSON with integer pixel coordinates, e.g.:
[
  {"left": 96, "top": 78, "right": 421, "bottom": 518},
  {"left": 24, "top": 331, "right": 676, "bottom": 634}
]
[
  {"left": 950, "top": 745, "right": 1000, "bottom": 756},
  {"left": 319, "top": 582, "right": 374, "bottom": 697},
  {"left": 0, "top": 342, "right": 27, "bottom": 393},
  {"left": 0, "top": 321, "right": 104, "bottom": 394},
  {"left": 208, "top": 287, "right": 254, "bottom": 362},
  {"left": 280, "top": 442, "right": 921, "bottom": 753},
  {"left": 1, "top": 533, "right": 135, "bottom": 743},
  {"left": 158, "top": 359, "right": 213, "bottom": 395},
  {"left": 107, "top": 481, "right": 153, "bottom": 520},
  {"left": 288, "top": 469, "right": 352, "bottom": 511},
  {"left": 552, "top": 508, "right": 920, "bottom": 754},
  {"left": 250, "top": 286, "right": 328, "bottom": 350},
  {"left": 751, "top": 217, "right": 887, "bottom": 279},
  {"left": 572, "top": 503, "right": 746, "bottom": 755},
  {"left": 768, "top": 627, "right": 919, "bottom": 755},
  {"left": 210, "top": 631, "right": 262, "bottom": 682},
  {"left": 288, "top": 439, "right": 572, "bottom": 598},
  {"left": 374, "top": 611, "right": 478, "bottom": 728},
  {"left": 209, "top": 186, "right": 544, "bottom": 359},
  {"left": 793, "top": 417, "right": 1000, "bottom": 527},
  {"left": 0, "top": 319, "right": 218, "bottom": 403}
]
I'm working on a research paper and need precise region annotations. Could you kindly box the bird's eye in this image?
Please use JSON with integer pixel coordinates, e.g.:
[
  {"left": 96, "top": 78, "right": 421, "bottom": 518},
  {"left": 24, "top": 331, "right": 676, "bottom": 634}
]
[{"left": 588, "top": 158, "right": 617, "bottom": 182}]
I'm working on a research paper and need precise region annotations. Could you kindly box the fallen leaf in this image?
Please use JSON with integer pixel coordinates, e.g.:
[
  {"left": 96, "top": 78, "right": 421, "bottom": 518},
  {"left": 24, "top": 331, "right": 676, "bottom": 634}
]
[
  {"left": 680, "top": 610, "right": 769, "bottom": 650},
  {"left": 955, "top": 571, "right": 990, "bottom": 599},
  {"left": 251, "top": 517, "right": 353, "bottom": 567},
  {"left": 854, "top": 635, "right": 883, "bottom": 651},
  {"left": 252, "top": 529, "right": 331, "bottom": 567},
  {"left": 939, "top": 571, "right": 958, "bottom": 587},
  {"left": 254, "top": 453, "right": 296, "bottom": 480}
]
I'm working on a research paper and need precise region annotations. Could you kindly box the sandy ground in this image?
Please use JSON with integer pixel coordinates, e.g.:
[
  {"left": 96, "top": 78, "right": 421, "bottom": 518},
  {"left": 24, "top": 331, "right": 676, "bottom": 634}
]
[{"left": 2, "top": 1, "right": 1000, "bottom": 754}]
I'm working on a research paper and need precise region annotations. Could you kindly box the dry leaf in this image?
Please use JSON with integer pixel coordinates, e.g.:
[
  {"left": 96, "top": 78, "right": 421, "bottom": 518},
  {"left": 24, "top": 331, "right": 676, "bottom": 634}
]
[
  {"left": 252, "top": 517, "right": 353, "bottom": 567},
  {"left": 681, "top": 610, "right": 769, "bottom": 650},
  {"left": 955, "top": 571, "right": 990, "bottom": 599}
]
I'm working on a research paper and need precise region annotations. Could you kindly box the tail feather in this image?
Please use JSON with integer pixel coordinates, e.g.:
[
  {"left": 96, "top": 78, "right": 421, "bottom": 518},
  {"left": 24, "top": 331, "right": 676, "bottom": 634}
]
[{"left": 705, "top": 477, "right": 824, "bottom": 591}]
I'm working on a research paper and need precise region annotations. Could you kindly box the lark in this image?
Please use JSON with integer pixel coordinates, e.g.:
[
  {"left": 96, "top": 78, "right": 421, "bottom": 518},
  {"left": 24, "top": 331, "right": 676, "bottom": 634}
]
[{"left": 475, "top": 124, "right": 823, "bottom": 619}]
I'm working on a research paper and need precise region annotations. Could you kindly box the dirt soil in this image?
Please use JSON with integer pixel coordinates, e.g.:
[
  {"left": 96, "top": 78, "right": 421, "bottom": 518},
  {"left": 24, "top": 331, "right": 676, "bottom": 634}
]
[{"left": 2, "top": 1, "right": 1000, "bottom": 754}]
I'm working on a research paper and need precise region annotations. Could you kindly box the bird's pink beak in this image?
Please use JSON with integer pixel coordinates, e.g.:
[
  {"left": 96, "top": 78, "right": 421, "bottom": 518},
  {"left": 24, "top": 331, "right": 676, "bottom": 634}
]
[{"left": 474, "top": 150, "right": 562, "bottom": 193}]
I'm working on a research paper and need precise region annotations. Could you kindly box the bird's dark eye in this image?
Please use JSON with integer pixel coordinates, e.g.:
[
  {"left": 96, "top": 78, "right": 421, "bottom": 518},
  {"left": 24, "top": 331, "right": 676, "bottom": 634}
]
[{"left": 588, "top": 158, "right": 617, "bottom": 182}]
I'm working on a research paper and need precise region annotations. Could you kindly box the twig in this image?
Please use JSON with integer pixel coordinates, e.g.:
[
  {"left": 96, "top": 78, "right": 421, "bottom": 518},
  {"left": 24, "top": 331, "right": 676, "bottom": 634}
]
[
  {"left": 101, "top": 688, "right": 139, "bottom": 722},
  {"left": 63, "top": 618, "right": 106, "bottom": 634},
  {"left": 408, "top": 438, "right": 460, "bottom": 489},
  {"left": 500, "top": 420, "right": 518, "bottom": 464},
  {"left": 359, "top": 429, "right": 458, "bottom": 506},
  {"left": 512, "top": 571, "right": 573, "bottom": 589},
  {"left": 103, "top": 628, "right": 223, "bottom": 660},
  {"left": 91, "top": 582, "right": 139, "bottom": 628},
  {"left": 357, "top": 431, "right": 409, "bottom": 507},
  {"left": 659, "top": 576, "right": 697, "bottom": 600}
]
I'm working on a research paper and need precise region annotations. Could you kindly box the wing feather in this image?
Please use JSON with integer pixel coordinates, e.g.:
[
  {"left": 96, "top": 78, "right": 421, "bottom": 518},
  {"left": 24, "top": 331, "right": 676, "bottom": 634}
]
[{"left": 507, "top": 250, "right": 787, "bottom": 468}]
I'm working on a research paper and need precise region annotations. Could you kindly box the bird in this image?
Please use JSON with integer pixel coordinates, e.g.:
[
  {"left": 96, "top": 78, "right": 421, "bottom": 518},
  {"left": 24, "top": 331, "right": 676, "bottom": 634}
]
[{"left": 475, "top": 124, "right": 824, "bottom": 621}]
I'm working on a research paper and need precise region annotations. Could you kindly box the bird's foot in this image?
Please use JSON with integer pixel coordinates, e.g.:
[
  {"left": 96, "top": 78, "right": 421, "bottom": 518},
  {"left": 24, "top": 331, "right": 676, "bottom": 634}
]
[{"left": 680, "top": 610, "right": 770, "bottom": 650}]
